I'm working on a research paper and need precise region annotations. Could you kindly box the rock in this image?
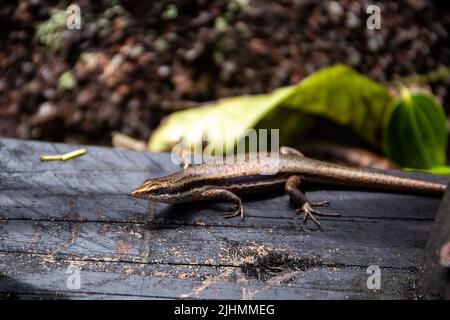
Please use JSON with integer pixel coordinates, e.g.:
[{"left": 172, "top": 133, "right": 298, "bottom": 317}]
[
  {"left": 327, "top": 1, "right": 344, "bottom": 24},
  {"left": 31, "top": 101, "right": 57, "bottom": 125},
  {"left": 158, "top": 65, "right": 171, "bottom": 78}
]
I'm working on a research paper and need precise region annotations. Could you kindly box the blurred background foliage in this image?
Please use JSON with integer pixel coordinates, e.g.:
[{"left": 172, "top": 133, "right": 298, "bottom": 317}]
[
  {"left": 1, "top": 0, "right": 450, "bottom": 171},
  {"left": 150, "top": 65, "right": 449, "bottom": 172}
]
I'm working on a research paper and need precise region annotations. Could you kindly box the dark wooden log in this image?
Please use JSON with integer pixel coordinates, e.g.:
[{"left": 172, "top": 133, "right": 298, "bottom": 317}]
[
  {"left": 0, "top": 138, "right": 448, "bottom": 299},
  {"left": 0, "top": 252, "right": 418, "bottom": 299},
  {"left": 419, "top": 187, "right": 450, "bottom": 299}
]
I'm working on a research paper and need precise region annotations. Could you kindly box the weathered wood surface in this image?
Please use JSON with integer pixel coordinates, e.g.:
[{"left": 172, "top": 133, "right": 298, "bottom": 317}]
[{"left": 0, "top": 138, "right": 448, "bottom": 300}]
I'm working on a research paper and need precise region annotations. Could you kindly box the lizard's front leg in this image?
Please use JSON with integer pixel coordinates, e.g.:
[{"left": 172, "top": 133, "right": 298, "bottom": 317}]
[
  {"left": 173, "top": 144, "right": 192, "bottom": 170},
  {"left": 285, "top": 175, "right": 340, "bottom": 227},
  {"left": 200, "top": 188, "right": 244, "bottom": 219}
]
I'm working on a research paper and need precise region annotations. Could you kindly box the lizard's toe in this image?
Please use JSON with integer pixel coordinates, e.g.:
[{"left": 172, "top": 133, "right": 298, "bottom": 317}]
[
  {"left": 296, "top": 202, "right": 340, "bottom": 227},
  {"left": 296, "top": 203, "right": 321, "bottom": 226},
  {"left": 223, "top": 211, "right": 238, "bottom": 218},
  {"left": 310, "top": 200, "right": 331, "bottom": 207},
  {"left": 223, "top": 206, "right": 244, "bottom": 219}
]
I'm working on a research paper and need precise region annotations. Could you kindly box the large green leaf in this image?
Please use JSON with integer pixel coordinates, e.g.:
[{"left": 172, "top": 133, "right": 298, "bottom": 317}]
[
  {"left": 383, "top": 89, "right": 448, "bottom": 169},
  {"left": 148, "top": 64, "right": 392, "bottom": 152},
  {"left": 281, "top": 64, "right": 392, "bottom": 144},
  {"left": 148, "top": 86, "right": 296, "bottom": 152}
]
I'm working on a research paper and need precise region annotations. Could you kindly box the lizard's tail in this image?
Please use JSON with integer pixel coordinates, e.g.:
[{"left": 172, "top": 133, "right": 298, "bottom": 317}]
[{"left": 307, "top": 160, "right": 447, "bottom": 196}]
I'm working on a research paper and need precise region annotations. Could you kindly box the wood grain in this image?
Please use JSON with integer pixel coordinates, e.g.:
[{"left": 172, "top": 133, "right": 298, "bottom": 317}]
[{"left": 0, "top": 138, "right": 448, "bottom": 299}]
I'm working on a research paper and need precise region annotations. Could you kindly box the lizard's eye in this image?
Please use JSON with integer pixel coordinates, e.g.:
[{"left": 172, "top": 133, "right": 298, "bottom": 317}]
[
  {"left": 150, "top": 189, "right": 162, "bottom": 195},
  {"left": 148, "top": 185, "right": 165, "bottom": 195}
]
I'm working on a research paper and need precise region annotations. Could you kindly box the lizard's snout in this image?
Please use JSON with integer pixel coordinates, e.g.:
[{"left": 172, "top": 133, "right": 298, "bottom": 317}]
[
  {"left": 131, "top": 184, "right": 146, "bottom": 198},
  {"left": 131, "top": 180, "right": 164, "bottom": 199}
]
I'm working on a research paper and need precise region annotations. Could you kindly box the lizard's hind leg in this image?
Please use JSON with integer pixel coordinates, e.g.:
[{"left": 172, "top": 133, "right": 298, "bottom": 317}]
[{"left": 285, "top": 175, "right": 340, "bottom": 227}]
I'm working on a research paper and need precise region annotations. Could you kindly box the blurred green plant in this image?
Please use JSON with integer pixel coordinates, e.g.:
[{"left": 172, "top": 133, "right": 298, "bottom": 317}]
[
  {"left": 214, "top": 16, "right": 228, "bottom": 33},
  {"left": 162, "top": 4, "right": 178, "bottom": 20},
  {"left": 148, "top": 64, "right": 450, "bottom": 173},
  {"left": 279, "top": 65, "right": 391, "bottom": 145},
  {"left": 36, "top": 4, "right": 130, "bottom": 49},
  {"left": 36, "top": 9, "right": 66, "bottom": 49},
  {"left": 149, "top": 65, "right": 391, "bottom": 150},
  {"left": 149, "top": 86, "right": 295, "bottom": 154},
  {"left": 383, "top": 88, "right": 449, "bottom": 172},
  {"left": 58, "top": 70, "right": 76, "bottom": 92}
]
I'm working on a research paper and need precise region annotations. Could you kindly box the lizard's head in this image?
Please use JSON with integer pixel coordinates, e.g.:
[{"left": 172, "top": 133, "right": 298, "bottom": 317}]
[{"left": 131, "top": 174, "right": 182, "bottom": 203}]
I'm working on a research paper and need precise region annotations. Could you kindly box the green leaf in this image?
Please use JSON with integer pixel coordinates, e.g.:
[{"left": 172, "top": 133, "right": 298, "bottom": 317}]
[
  {"left": 281, "top": 64, "right": 392, "bottom": 144},
  {"left": 148, "top": 86, "right": 296, "bottom": 152},
  {"left": 403, "top": 166, "right": 450, "bottom": 175},
  {"left": 148, "top": 64, "right": 392, "bottom": 152},
  {"left": 256, "top": 109, "right": 315, "bottom": 147},
  {"left": 58, "top": 71, "right": 77, "bottom": 92},
  {"left": 383, "top": 89, "right": 448, "bottom": 169},
  {"left": 36, "top": 9, "right": 66, "bottom": 50}
]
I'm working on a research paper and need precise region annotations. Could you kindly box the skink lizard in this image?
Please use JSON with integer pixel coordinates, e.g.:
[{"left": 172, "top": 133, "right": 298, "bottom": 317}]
[{"left": 131, "top": 146, "right": 446, "bottom": 226}]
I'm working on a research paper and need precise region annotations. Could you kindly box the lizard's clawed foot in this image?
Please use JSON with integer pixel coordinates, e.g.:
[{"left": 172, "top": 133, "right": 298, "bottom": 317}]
[
  {"left": 223, "top": 206, "right": 244, "bottom": 220},
  {"left": 296, "top": 202, "right": 340, "bottom": 227},
  {"left": 310, "top": 200, "right": 331, "bottom": 207}
]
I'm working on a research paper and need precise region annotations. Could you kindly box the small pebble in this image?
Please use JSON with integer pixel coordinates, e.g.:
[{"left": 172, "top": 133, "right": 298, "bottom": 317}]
[
  {"left": 158, "top": 65, "right": 171, "bottom": 77},
  {"left": 327, "top": 1, "right": 344, "bottom": 24}
]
